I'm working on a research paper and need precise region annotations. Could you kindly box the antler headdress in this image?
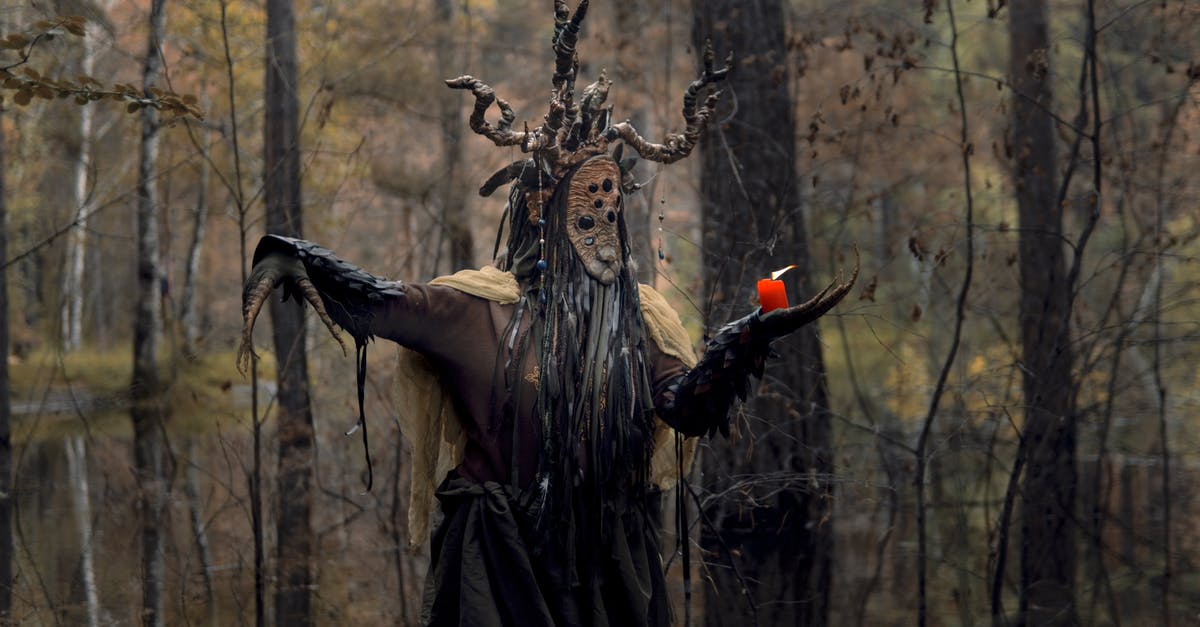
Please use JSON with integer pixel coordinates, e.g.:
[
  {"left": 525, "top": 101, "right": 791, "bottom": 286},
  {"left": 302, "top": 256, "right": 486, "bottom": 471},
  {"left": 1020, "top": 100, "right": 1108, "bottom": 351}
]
[{"left": 446, "top": 0, "right": 731, "bottom": 215}]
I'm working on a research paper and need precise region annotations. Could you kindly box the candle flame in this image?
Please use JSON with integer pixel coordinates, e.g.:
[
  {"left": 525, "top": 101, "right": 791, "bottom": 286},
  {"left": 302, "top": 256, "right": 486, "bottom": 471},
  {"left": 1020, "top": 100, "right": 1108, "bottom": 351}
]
[{"left": 770, "top": 265, "right": 797, "bottom": 281}]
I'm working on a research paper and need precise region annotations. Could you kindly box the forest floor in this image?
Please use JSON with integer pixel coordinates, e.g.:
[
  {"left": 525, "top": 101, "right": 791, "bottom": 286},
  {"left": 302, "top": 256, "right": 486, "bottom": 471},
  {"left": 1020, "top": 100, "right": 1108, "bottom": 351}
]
[{"left": 9, "top": 347, "right": 272, "bottom": 440}]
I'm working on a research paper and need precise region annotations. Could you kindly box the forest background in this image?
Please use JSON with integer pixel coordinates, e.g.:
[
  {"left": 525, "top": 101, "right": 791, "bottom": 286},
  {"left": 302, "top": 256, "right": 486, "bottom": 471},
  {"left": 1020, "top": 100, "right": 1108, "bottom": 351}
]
[{"left": 0, "top": 0, "right": 1197, "bottom": 625}]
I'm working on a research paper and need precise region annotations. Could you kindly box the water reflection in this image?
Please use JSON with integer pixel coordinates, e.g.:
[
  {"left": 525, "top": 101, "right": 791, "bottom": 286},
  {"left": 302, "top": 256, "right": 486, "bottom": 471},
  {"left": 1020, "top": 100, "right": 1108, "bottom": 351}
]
[{"left": 12, "top": 400, "right": 428, "bottom": 624}]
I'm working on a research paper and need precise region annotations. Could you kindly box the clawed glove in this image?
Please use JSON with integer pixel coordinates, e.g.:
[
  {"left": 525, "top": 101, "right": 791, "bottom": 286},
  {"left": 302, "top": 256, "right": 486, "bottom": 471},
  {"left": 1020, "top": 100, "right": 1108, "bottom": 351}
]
[
  {"left": 657, "top": 253, "right": 858, "bottom": 438},
  {"left": 237, "top": 235, "right": 405, "bottom": 373}
]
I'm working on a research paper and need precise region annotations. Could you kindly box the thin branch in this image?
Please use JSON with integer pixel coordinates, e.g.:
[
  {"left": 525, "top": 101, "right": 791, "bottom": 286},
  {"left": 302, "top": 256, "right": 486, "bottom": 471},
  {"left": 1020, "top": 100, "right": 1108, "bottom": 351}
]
[
  {"left": 908, "top": 63, "right": 1091, "bottom": 138},
  {"left": 686, "top": 480, "right": 759, "bottom": 627},
  {"left": 217, "top": 1, "right": 263, "bottom": 625},
  {"left": 1144, "top": 37, "right": 1196, "bottom": 627},
  {"left": 914, "top": 3, "right": 976, "bottom": 625}
]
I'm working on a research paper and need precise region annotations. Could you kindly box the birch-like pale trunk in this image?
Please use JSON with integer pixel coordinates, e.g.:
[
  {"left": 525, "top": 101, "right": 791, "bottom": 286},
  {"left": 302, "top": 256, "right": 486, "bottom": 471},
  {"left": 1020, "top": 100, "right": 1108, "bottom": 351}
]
[
  {"left": 65, "top": 437, "right": 99, "bottom": 627},
  {"left": 179, "top": 83, "right": 210, "bottom": 357},
  {"left": 183, "top": 439, "right": 216, "bottom": 626},
  {"left": 60, "top": 6, "right": 102, "bottom": 352}
]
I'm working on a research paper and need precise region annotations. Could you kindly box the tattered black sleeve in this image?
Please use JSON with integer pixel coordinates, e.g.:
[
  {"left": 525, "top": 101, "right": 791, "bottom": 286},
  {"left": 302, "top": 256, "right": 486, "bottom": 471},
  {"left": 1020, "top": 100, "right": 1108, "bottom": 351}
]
[
  {"left": 652, "top": 311, "right": 772, "bottom": 439},
  {"left": 249, "top": 234, "right": 408, "bottom": 346}
]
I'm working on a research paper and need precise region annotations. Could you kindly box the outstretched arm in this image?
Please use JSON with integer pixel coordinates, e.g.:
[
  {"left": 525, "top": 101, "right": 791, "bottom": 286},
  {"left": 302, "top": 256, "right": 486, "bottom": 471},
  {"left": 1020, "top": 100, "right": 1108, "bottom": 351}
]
[
  {"left": 655, "top": 255, "right": 859, "bottom": 438},
  {"left": 237, "top": 235, "right": 406, "bottom": 373}
]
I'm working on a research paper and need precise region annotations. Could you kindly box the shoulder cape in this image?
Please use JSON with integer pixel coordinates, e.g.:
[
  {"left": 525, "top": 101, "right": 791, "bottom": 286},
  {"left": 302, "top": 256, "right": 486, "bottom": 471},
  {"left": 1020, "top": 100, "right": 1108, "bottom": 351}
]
[{"left": 395, "top": 266, "right": 699, "bottom": 547}]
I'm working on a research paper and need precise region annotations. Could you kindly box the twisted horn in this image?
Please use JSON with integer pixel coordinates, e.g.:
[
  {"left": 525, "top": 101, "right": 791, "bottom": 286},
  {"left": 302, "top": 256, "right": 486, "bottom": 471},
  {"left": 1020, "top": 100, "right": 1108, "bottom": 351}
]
[
  {"left": 566, "top": 68, "right": 611, "bottom": 150},
  {"left": 445, "top": 76, "right": 533, "bottom": 147},
  {"left": 606, "top": 40, "right": 732, "bottom": 164},
  {"left": 450, "top": 1, "right": 726, "bottom": 181},
  {"left": 545, "top": 0, "right": 589, "bottom": 155},
  {"left": 552, "top": 0, "right": 588, "bottom": 93},
  {"left": 479, "top": 159, "right": 548, "bottom": 197}
]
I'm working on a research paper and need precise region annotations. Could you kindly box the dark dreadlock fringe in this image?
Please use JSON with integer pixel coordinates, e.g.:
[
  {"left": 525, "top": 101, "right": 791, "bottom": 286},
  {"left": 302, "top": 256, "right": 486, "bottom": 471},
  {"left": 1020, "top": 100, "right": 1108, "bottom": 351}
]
[
  {"left": 492, "top": 183, "right": 542, "bottom": 493},
  {"left": 492, "top": 160, "right": 657, "bottom": 565}
]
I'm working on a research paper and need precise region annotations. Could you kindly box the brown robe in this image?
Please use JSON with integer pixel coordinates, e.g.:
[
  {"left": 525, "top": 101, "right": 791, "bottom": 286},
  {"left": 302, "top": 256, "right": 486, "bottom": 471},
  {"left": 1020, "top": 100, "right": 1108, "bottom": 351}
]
[{"left": 374, "top": 279, "right": 691, "bottom": 626}]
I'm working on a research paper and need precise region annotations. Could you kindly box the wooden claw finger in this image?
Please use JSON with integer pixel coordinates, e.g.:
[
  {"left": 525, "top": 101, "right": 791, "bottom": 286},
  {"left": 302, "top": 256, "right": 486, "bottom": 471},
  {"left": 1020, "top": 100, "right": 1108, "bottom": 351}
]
[
  {"left": 837, "top": 245, "right": 861, "bottom": 298},
  {"left": 296, "top": 277, "right": 348, "bottom": 357},
  {"left": 809, "top": 249, "right": 860, "bottom": 315},
  {"left": 784, "top": 274, "right": 842, "bottom": 320},
  {"left": 810, "top": 246, "right": 861, "bottom": 315},
  {"left": 237, "top": 274, "right": 275, "bottom": 376},
  {"left": 762, "top": 247, "right": 861, "bottom": 336},
  {"left": 236, "top": 342, "right": 257, "bottom": 378},
  {"left": 809, "top": 279, "right": 839, "bottom": 307}
]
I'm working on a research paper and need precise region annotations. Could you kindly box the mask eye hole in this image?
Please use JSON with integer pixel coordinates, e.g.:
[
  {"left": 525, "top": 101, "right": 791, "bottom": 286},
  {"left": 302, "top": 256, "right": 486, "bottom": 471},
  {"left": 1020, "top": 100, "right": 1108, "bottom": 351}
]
[
  {"left": 602, "top": 179, "right": 613, "bottom": 192},
  {"left": 577, "top": 215, "right": 595, "bottom": 231},
  {"left": 606, "top": 210, "right": 617, "bottom": 223}
]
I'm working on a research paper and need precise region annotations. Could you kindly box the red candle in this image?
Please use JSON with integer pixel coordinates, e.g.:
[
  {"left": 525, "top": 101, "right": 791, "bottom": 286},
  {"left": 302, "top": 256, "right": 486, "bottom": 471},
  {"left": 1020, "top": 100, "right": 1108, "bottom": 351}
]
[{"left": 757, "top": 265, "right": 796, "bottom": 313}]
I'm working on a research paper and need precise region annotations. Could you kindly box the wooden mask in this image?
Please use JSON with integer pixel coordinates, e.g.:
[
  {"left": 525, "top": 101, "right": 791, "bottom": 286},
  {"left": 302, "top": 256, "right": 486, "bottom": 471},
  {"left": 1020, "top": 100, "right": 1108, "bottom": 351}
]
[{"left": 566, "top": 156, "right": 623, "bottom": 284}]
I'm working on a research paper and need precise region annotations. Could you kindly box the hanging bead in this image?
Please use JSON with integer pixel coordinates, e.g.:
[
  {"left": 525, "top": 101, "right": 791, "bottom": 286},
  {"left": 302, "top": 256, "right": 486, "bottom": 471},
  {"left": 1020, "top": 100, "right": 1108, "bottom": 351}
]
[
  {"left": 535, "top": 214, "right": 548, "bottom": 305},
  {"left": 657, "top": 208, "right": 666, "bottom": 262},
  {"left": 536, "top": 218, "right": 547, "bottom": 279}
]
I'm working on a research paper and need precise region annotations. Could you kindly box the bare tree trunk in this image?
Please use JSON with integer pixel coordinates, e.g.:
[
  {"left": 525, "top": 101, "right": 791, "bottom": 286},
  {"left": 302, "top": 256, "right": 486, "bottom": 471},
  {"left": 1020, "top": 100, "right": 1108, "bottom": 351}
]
[
  {"left": 61, "top": 7, "right": 101, "bottom": 353},
  {"left": 694, "top": 1, "right": 833, "bottom": 625},
  {"left": 60, "top": 0, "right": 116, "bottom": 353},
  {"left": 180, "top": 33, "right": 215, "bottom": 356},
  {"left": 183, "top": 439, "right": 216, "bottom": 627},
  {"left": 180, "top": 82, "right": 211, "bottom": 357},
  {"left": 0, "top": 104, "right": 13, "bottom": 627},
  {"left": 65, "top": 437, "right": 99, "bottom": 627},
  {"left": 265, "top": 1, "right": 315, "bottom": 624},
  {"left": 131, "top": 2, "right": 170, "bottom": 625},
  {"left": 613, "top": 0, "right": 654, "bottom": 283},
  {"left": 435, "top": 0, "right": 472, "bottom": 273},
  {"left": 389, "top": 441, "right": 411, "bottom": 625},
  {"left": 132, "top": 2, "right": 171, "bottom": 625},
  {"left": 1009, "top": 0, "right": 1077, "bottom": 624}
]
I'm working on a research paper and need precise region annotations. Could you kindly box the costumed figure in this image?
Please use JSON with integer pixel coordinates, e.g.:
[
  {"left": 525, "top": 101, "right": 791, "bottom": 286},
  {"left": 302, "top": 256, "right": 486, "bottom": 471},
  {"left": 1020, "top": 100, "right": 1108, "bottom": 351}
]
[{"left": 237, "top": 2, "right": 856, "bottom": 625}]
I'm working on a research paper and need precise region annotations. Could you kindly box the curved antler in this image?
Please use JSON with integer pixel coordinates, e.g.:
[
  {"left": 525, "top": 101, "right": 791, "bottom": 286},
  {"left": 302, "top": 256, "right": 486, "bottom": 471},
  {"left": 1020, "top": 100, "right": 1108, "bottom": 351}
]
[
  {"left": 449, "top": 2, "right": 729, "bottom": 179},
  {"left": 566, "top": 69, "right": 611, "bottom": 151},
  {"left": 445, "top": 76, "right": 533, "bottom": 148},
  {"left": 551, "top": 0, "right": 588, "bottom": 122},
  {"left": 606, "top": 40, "right": 732, "bottom": 164}
]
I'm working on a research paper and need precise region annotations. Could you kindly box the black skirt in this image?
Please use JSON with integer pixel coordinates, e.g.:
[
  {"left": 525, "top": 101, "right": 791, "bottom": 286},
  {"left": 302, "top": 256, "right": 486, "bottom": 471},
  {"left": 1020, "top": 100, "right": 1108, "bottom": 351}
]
[{"left": 421, "top": 475, "right": 671, "bottom": 627}]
